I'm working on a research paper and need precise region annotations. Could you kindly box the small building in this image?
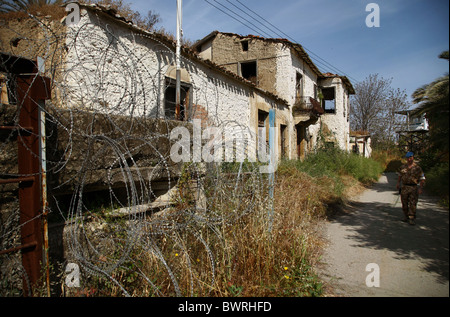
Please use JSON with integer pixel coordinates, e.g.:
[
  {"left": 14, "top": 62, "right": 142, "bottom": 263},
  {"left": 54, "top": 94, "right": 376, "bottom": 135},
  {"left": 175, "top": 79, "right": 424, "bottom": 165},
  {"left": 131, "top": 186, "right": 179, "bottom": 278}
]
[
  {"left": 350, "top": 131, "right": 372, "bottom": 158},
  {"left": 395, "top": 109, "right": 429, "bottom": 132},
  {"left": 395, "top": 109, "right": 429, "bottom": 155}
]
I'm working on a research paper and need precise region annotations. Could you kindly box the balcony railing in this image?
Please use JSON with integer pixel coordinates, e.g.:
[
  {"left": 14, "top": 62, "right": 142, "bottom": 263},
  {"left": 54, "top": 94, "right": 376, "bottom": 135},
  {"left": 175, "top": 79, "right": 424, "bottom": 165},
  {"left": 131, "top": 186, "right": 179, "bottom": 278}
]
[{"left": 293, "top": 96, "right": 324, "bottom": 117}]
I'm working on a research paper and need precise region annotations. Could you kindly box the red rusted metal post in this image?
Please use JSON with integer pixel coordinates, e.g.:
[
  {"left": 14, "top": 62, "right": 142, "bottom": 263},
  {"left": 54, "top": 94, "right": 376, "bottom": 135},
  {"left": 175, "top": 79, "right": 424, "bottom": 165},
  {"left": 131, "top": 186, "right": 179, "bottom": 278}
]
[{"left": 15, "top": 74, "right": 51, "bottom": 296}]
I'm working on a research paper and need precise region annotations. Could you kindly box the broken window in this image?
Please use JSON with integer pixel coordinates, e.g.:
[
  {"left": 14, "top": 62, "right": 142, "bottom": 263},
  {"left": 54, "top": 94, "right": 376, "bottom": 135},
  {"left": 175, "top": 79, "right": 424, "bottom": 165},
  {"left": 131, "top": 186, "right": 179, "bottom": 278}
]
[
  {"left": 164, "top": 78, "right": 191, "bottom": 120},
  {"left": 241, "top": 40, "right": 249, "bottom": 52},
  {"left": 240, "top": 61, "right": 257, "bottom": 84},
  {"left": 257, "top": 110, "right": 269, "bottom": 160},
  {"left": 321, "top": 87, "right": 336, "bottom": 114},
  {"left": 295, "top": 72, "right": 303, "bottom": 101},
  {"left": 296, "top": 124, "right": 307, "bottom": 160},
  {"left": 280, "top": 124, "right": 287, "bottom": 159}
]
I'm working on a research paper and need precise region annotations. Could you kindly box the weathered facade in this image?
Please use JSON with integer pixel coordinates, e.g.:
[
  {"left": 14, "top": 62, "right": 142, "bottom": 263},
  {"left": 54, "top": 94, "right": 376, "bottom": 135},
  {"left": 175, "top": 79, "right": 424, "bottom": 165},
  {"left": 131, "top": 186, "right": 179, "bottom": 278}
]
[
  {"left": 194, "top": 31, "right": 355, "bottom": 159},
  {"left": 350, "top": 131, "right": 372, "bottom": 158},
  {"left": 64, "top": 5, "right": 294, "bottom": 162},
  {"left": 319, "top": 73, "right": 354, "bottom": 152},
  {"left": 1, "top": 3, "right": 292, "bottom": 160}
]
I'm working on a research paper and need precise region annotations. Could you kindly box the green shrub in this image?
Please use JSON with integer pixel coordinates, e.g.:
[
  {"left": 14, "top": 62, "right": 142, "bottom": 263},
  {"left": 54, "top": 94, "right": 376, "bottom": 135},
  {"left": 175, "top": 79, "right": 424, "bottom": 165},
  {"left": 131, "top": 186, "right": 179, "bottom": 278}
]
[
  {"left": 288, "top": 148, "right": 383, "bottom": 185},
  {"left": 425, "top": 162, "right": 449, "bottom": 207}
]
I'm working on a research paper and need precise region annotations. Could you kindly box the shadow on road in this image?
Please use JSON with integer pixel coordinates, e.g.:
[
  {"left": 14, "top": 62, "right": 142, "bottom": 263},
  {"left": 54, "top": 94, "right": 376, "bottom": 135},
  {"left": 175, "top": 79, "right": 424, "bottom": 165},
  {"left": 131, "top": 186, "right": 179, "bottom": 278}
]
[{"left": 329, "top": 172, "right": 449, "bottom": 285}]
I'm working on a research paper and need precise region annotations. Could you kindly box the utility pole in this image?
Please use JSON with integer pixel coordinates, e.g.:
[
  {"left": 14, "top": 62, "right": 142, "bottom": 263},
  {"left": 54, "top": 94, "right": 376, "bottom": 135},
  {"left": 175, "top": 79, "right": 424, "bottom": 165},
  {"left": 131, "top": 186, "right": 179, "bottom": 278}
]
[{"left": 176, "top": 0, "right": 182, "bottom": 120}]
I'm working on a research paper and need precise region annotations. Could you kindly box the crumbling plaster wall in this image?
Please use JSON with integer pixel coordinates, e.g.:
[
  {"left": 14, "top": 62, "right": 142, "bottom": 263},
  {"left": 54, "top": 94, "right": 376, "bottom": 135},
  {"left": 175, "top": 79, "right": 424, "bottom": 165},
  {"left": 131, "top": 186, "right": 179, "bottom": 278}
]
[
  {"left": 318, "top": 77, "right": 351, "bottom": 151},
  {"left": 0, "top": 16, "right": 68, "bottom": 103},
  {"left": 66, "top": 10, "right": 262, "bottom": 128},
  {"left": 249, "top": 91, "right": 292, "bottom": 160},
  {"left": 275, "top": 44, "right": 321, "bottom": 158},
  {"left": 66, "top": 11, "right": 291, "bottom": 159},
  {"left": 275, "top": 44, "right": 318, "bottom": 106},
  {"left": 0, "top": 17, "right": 67, "bottom": 64},
  {"left": 205, "top": 35, "right": 296, "bottom": 158}
]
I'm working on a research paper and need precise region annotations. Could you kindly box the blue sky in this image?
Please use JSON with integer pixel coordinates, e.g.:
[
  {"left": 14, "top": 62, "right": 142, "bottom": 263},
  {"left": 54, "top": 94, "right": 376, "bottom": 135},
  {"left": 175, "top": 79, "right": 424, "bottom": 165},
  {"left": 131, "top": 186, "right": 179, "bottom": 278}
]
[{"left": 128, "top": 0, "right": 449, "bottom": 107}]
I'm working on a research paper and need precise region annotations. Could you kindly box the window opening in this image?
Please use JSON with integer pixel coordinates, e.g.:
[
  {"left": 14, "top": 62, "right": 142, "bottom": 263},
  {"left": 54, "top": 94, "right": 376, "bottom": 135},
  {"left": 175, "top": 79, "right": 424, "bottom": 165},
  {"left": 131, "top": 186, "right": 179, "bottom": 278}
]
[
  {"left": 321, "top": 87, "right": 336, "bottom": 114},
  {"left": 240, "top": 61, "right": 257, "bottom": 84},
  {"left": 164, "top": 78, "right": 191, "bottom": 120},
  {"left": 257, "top": 110, "right": 269, "bottom": 160},
  {"left": 241, "top": 40, "right": 249, "bottom": 52},
  {"left": 295, "top": 72, "right": 303, "bottom": 100},
  {"left": 280, "top": 124, "right": 287, "bottom": 159}
]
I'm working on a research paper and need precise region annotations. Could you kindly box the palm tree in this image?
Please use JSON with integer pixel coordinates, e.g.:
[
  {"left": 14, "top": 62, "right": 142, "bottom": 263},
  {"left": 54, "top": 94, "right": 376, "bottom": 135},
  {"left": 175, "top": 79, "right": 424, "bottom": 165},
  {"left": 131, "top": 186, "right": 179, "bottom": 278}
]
[{"left": 412, "top": 51, "right": 449, "bottom": 156}]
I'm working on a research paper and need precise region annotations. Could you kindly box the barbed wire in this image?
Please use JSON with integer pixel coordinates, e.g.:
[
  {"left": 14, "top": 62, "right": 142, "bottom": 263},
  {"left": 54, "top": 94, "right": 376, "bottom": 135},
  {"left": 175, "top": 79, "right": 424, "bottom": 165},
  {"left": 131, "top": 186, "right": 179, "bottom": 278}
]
[{"left": 1, "top": 9, "right": 273, "bottom": 296}]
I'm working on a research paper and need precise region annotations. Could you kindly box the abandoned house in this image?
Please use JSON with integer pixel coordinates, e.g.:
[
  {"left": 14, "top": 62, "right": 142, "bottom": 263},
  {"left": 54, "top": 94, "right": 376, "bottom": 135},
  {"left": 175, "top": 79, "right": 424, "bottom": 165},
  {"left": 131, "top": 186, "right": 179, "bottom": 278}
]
[
  {"left": 1, "top": 2, "right": 359, "bottom": 295},
  {"left": 1, "top": 1, "right": 295, "bottom": 205},
  {"left": 1, "top": 3, "right": 292, "bottom": 293},
  {"left": 1, "top": 2, "right": 296, "bottom": 156},
  {"left": 349, "top": 131, "right": 372, "bottom": 158},
  {"left": 1, "top": 4, "right": 356, "bottom": 166},
  {"left": 194, "top": 31, "right": 355, "bottom": 159}
]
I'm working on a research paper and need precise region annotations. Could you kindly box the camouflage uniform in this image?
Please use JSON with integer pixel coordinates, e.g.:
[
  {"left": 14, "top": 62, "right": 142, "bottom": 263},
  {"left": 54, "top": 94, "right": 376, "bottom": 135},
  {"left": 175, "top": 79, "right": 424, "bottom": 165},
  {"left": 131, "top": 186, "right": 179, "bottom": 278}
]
[{"left": 397, "top": 163, "right": 425, "bottom": 220}]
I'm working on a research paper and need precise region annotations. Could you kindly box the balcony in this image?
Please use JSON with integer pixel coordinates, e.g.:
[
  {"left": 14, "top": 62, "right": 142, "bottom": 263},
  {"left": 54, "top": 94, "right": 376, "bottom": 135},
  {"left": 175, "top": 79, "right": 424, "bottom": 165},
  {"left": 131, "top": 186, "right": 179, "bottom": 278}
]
[
  {"left": 292, "top": 96, "right": 324, "bottom": 125},
  {"left": 395, "top": 110, "right": 429, "bottom": 132}
]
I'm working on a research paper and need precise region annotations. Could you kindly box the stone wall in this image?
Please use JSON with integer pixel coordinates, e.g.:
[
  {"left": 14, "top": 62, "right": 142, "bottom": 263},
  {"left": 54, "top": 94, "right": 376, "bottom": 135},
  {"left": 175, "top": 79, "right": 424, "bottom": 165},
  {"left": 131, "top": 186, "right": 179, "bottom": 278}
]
[{"left": 210, "top": 33, "right": 279, "bottom": 96}]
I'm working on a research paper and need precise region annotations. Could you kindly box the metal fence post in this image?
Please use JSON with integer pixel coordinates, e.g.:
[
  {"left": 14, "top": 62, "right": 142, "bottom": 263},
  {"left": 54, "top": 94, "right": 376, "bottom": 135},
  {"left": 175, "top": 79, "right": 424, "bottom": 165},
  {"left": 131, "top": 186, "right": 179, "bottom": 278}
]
[
  {"left": 268, "top": 109, "right": 275, "bottom": 232},
  {"left": 15, "top": 74, "right": 51, "bottom": 295}
]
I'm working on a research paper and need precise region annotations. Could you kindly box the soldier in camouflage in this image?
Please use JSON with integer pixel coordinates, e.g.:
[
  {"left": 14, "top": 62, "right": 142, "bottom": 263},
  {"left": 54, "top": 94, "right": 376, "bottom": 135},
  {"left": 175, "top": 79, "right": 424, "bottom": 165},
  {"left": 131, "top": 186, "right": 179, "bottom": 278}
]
[{"left": 396, "top": 152, "right": 426, "bottom": 225}]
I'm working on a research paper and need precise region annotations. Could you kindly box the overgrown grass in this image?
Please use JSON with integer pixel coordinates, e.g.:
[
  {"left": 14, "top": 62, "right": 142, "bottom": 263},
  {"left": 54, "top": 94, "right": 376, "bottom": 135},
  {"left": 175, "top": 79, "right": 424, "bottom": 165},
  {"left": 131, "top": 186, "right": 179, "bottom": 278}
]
[
  {"left": 61, "top": 149, "right": 384, "bottom": 297},
  {"left": 279, "top": 147, "right": 383, "bottom": 195}
]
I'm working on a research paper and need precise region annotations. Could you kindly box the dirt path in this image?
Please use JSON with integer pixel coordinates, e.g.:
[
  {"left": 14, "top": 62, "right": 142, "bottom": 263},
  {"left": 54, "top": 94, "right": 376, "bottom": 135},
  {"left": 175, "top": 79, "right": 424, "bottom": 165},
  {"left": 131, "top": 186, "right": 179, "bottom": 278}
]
[{"left": 318, "top": 172, "right": 449, "bottom": 297}]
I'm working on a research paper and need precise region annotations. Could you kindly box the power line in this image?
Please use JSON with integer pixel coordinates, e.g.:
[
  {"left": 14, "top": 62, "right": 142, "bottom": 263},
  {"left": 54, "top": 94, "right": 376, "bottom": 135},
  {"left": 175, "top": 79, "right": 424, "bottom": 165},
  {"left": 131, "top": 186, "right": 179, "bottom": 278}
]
[
  {"left": 203, "top": 0, "right": 270, "bottom": 38},
  {"left": 235, "top": 0, "right": 358, "bottom": 82},
  {"left": 212, "top": 0, "right": 274, "bottom": 38},
  {"left": 234, "top": 0, "right": 352, "bottom": 78},
  {"left": 234, "top": 0, "right": 289, "bottom": 39},
  {"left": 203, "top": 0, "right": 358, "bottom": 83},
  {"left": 233, "top": 0, "right": 358, "bottom": 82},
  {"left": 224, "top": 0, "right": 278, "bottom": 38}
]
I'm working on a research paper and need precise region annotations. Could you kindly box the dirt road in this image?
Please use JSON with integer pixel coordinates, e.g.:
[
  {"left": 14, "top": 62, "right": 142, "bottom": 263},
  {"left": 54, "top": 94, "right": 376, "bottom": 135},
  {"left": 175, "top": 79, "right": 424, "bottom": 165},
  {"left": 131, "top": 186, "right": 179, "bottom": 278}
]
[{"left": 318, "top": 172, "right": 449, "bottom": 297}]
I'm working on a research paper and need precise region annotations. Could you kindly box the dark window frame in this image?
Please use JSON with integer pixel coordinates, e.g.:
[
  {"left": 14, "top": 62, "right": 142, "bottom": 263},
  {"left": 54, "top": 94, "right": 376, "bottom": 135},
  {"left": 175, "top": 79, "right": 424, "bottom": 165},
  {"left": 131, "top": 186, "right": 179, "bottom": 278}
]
[
  {"left": 241, "top": 40, "right": 249, "bottom": 52},
  {"left": 239, "top": 60, "right": 257, "bottom": 85},
  {"left": 164, "top": 77, "right": 192, "bottom": 121},
  {"left": 321, "top": 87, "right": 336, "bottom": 114}
]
